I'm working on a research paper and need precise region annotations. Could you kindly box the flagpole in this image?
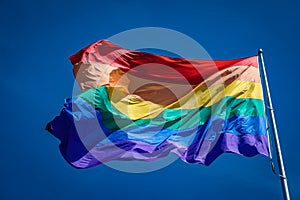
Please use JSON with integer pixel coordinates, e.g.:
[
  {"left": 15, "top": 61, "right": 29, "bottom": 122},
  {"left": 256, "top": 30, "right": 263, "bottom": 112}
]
[{"left": 258, "top": 49, "right": 290, "bottom": 200}]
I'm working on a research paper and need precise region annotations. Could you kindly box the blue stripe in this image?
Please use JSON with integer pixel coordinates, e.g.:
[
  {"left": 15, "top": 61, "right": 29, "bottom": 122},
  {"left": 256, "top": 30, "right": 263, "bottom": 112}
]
[{"left": 58, "top": 97, "right": 267, "bottom": 146}]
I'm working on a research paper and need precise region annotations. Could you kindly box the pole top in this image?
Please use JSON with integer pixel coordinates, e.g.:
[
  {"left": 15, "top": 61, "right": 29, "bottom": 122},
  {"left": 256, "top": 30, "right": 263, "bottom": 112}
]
[{"left": 258, "top": 49, "right": 263, "bottom": 54}]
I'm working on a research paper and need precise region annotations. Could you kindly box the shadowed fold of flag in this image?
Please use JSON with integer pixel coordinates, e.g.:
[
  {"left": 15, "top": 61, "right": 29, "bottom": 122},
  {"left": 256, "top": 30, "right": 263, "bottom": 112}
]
[{"left": 46, "top": 40, "right": 270, "bottom": 169}]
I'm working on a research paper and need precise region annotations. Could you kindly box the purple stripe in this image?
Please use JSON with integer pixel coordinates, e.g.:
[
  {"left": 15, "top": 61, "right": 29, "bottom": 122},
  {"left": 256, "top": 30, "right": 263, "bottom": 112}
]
[{"left": 71, "top": 133, "right": 269, "bottom": 168}]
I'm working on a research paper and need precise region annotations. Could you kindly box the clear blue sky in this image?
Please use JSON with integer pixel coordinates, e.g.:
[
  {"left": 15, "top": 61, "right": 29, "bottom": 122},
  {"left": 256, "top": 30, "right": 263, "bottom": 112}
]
[{"left": 1, "top": 0, "right": 299, "bottom": 199}]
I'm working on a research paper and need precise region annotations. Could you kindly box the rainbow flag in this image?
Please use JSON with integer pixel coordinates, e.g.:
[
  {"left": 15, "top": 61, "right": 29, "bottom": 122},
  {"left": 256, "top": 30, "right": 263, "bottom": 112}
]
[{"left": 46, "top": 40, "right": 270, "bottom": 168}]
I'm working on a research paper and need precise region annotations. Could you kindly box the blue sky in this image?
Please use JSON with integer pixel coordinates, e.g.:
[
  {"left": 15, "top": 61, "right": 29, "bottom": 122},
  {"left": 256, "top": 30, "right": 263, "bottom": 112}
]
[{"left": 1, "top": 0, "right": 300, "bottom": 199}]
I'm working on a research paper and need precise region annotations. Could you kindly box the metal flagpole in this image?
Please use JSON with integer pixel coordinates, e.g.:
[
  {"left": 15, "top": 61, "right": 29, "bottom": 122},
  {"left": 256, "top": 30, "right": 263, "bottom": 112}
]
[{"left": 258, "top": 49, "right": 290, "bottom": 200}]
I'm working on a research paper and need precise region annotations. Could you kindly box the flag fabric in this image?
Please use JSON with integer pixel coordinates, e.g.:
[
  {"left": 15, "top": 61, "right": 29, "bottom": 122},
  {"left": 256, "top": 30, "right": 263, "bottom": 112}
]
[{"left": 46, "top": 40, "right": 270, "bottom": 169}]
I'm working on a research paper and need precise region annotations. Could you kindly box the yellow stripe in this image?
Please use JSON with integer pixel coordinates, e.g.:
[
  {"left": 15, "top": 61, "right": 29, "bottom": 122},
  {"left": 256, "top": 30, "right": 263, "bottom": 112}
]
[{"left": 108, "top": 80, "right": 263, "bottom": 120}]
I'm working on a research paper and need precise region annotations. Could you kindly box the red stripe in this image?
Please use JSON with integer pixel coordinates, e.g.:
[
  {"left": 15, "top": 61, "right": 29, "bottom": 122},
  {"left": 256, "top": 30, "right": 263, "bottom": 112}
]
[{"left": 70, "top": 40, "right": 258, "bottom": 85}]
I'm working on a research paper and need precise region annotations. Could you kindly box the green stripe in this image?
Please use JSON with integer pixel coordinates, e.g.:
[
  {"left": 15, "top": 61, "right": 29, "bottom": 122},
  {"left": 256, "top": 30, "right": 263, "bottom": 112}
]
[{"left": 79, "top": 86, "right": 265, "bottom": 130}]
